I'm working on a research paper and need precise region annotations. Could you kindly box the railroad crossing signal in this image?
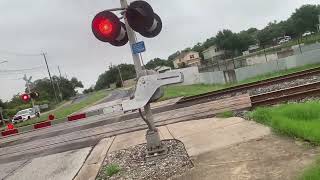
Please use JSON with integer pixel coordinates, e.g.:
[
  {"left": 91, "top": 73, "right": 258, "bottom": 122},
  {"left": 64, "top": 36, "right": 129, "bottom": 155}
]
[
  {"left": 126, "top": 0, "right": 162, "bottom": 38},
  {"left": 91, "top": 0, "right": 162, "bottom": 46},
  {"left": 30, "top": 92, "right": 40, "bottom": 99},
  {"left": 20, "top": 92, "right": 39, "bottom": 103},
  {"left": 20, "top": 93, "right": 31, "bottom": 103}
]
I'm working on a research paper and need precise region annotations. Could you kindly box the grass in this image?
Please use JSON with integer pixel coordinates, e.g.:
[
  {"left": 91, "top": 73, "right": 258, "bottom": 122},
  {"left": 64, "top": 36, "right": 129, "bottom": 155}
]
[
  {"left": 300, "top": 158, "right": 320, "bottom": 180},
  {"left": 104, "top": 164, "right": 121, "bottom": 177},
  {"left": 161, "top": 84, "right": 227, "bottom": 100},
  {"left": 216, "top": 111, "right": 233, "bottom": 118},
  {"left": 3, "top": 90, "right": 109, "bottom": 129},
  {"left": 249, "top": 101, "right": 320, "bottom": 144},
  {"left": 162, "top": 62, "right": 320, "bottom": 100},
  {"left": 249, "top": 101, "right": 320, "bottom": 180}
]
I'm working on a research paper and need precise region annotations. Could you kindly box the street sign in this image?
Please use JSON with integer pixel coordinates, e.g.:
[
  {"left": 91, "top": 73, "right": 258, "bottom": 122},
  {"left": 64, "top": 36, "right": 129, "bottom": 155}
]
[{"left": 132, "top": 41, "right": 146, "bottom": 54}]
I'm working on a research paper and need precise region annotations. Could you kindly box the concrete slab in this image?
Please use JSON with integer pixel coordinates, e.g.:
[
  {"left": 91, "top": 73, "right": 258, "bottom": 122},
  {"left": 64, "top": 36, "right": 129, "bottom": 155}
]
[
  {"left": 6, "top": 147, "right": 91, "bottom": 180},
  {"left": 158, "top": 126, "right": 174, "bottom": 139},
  {"left": 75, "top": 137, "right": 115, "bottom": 180},
  {"left": 107, "top": 117, "right": 270, "bottom": 157},
  {"left": 0, "top": 160, "right": 29, "bottom": 179},
  {"left": 168, "top": 118, "right": 270, "bottom": 156},
  {"left": 173, "top": 135, "right": 320, "bottom": 180},
  {"left": 109, "top": 126, "right": 174, "bottom": 152},
  {"left": 167, "top": 117, "right": 245, "bottom": 139}
]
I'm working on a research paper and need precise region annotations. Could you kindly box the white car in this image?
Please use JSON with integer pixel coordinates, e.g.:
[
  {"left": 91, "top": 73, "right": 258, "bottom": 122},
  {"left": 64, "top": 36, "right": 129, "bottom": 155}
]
[
  {"left": 278, "top": 38, "right": 290, "bottom": 44},
  {"left": 12, "top": 108, "right": 39, "bottom": 123},
  {"left": 302, "top": 31, "right": 313, "bottom": 37}
]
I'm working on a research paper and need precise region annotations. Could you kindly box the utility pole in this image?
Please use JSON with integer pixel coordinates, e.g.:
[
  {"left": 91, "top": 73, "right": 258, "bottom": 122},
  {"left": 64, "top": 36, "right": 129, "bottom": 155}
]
[
  {"left": 120, "top": 0, "right": 143, "bottom": 77},
  {"left": 57, "top": 66, "right": 63, "bottom": 100},
  {"left": 42, "top": 53, "right": 59, "bottom": 102},
  {"left": 58, "top": 66, "right": 62, "bottom": 78},
  {"left": 117, "top": 65, "right": 124, "bottom": 87},
  {"left": 120, "top": 0, "right": 167, "bottom": 157}
]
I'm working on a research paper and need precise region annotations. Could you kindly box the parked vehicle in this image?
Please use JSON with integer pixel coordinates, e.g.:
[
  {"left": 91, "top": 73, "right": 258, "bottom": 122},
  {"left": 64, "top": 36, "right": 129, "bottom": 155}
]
[
  {"left": 278, "top": 38, "right": 289, "bottom": 44},
  {"left": 12, "top": 108, "right": 40, "bottom": 124},
  {"left": 302, "top": 31, "right": 314, "bottom": 37}
]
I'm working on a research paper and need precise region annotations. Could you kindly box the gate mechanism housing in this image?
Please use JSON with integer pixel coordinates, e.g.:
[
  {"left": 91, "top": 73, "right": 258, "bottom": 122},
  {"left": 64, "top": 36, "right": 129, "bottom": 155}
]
[{"left": 122, "top": 71, "right": 184, "bottom": 111}]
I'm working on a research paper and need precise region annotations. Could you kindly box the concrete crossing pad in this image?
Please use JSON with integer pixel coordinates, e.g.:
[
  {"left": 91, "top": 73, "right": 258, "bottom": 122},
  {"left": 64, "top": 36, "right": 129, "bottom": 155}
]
[{"left": 5, "top": 147, "right": 91, "bottom": 180}]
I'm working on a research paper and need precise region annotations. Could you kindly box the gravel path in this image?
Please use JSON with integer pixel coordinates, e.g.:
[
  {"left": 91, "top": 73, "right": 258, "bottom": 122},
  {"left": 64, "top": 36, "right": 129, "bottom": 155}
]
[
  {"left": 200, "top": 74, "right": 320, "bottom": 103},
  {"left": 248, "top": 75, "right": 320, "bottom": 95},
  {"left": 96, "top": 140, "right": 193, "bottom": 180}
]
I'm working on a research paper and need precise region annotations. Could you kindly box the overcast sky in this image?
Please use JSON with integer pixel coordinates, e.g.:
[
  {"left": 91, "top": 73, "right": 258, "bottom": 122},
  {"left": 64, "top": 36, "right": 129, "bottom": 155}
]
[{"left": 0, "top": 0, "right": 319, "bottom": 101}]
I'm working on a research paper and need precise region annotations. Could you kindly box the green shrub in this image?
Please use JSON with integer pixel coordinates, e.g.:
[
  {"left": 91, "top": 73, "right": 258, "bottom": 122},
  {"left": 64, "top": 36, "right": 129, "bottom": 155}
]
[{"left": 105, "top": 164, "right": 121, "bottom": 177}]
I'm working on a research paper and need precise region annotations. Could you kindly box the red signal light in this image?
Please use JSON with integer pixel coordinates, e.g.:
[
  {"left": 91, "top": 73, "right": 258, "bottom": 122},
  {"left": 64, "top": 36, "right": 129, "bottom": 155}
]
[
  {"left": 20, "top": 93, "right": 31, "bottom": 103},
  {"left": 92, "top": 11, "right": 128, "bottom": 46},
  {"left": 97, "top": 18, "right": 113, "bottom": 36}
]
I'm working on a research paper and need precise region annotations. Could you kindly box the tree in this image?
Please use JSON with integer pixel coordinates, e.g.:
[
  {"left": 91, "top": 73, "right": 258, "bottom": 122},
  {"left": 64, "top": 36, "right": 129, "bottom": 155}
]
[
  {"left": 70, "top": 77, "right": 84, "bottom": 89},
  {"left": 83, "top": 87, "right": 94, "bottom": 94},
  {"left": 168, "top": 51, "right": 181, "bottom": 61},
  {"left": 291, "top": 5, "right": 320, "bottom": 35},
  {"left": 238, "top": 31, "right": 256, "bottom": 52},
  {"left": 95, "top": 64, "right": 136, "bottom": 90},
  {"left": 145, "top": 58, "right": 174, "bottom": 70},
  {"left": 0, "top": 99, "right": 6, "bottom": 109}
]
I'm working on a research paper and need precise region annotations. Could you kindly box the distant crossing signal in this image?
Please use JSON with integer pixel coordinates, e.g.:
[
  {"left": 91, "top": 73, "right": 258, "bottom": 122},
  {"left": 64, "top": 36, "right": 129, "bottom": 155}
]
[
  {"left": 20, "top": 93, "right": 31, "bottom": 103},
  {"left": 30, "top": 92, "right": 40, "bottom": 99}
]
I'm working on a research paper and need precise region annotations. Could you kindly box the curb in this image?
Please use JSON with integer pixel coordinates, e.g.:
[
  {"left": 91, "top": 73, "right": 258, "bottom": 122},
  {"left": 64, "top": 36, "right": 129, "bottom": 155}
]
[{"left": 74, "top": 136, "right": 115, "bottom": 180}]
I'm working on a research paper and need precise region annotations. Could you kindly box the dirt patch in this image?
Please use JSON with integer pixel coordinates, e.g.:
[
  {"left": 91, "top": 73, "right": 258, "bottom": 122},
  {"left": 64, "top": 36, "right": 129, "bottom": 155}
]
[{"left": 173, "top": 134, "right": 320, "bottom": 180}]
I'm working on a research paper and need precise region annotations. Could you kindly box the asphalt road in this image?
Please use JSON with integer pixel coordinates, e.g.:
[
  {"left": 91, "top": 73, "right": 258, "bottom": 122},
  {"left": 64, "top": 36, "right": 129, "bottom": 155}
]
[{"left": 98, "top": 89, "right": 131, "bottom": 104}]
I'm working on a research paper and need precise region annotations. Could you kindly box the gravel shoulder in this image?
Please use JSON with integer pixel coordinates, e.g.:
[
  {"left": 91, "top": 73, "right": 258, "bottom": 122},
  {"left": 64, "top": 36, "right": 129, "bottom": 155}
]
[{"left": 96, "top": 140, "right": 193, "bottom": 180}]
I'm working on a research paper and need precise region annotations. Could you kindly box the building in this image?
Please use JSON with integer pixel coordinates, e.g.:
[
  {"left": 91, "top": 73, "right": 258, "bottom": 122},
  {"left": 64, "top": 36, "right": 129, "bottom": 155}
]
[
  {"left": 173, "top": 51, "right": 201, "bottom": 68},
  {"left": 154, "top": 66, "right": 171, "bottom": 73},
  {"left": 243, "top": 44, "right": 260, "bottom": 55},
  {"left": 202, "top": 45, "right": 225, "bottom": 62}
]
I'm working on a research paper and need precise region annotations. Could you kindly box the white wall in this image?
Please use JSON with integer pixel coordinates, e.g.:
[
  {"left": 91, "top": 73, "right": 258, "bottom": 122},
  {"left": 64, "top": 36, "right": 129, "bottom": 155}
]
[
  {"left": 235, "top": 48, "right": 320, "bottom": 81},
  {"left": 171, "top": 66, "right": 201, "bottom": 85},
  {"left": 199, "top": 71, "right": 226, "bottom": 84},
  {"left": 246, "top": 53, "right": 278, "bottom": 65}
]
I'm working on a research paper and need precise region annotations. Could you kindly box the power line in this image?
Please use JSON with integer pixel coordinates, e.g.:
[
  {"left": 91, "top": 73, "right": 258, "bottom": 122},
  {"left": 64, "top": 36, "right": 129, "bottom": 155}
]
[
  {"left": 0, "top": 66, "right": 44, "bottom": 73},
  {"left": 0, "top": 49, "right": 41, "bottom": 57}
]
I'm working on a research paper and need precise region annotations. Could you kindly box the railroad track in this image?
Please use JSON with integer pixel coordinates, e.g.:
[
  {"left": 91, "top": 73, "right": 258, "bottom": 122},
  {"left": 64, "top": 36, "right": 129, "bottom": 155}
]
[
  {"left": 178, "top": 66, "right": 320, "bottom": 105},
  {"left": 251, "top": 81, "right": 320, "bottom": 107}
]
